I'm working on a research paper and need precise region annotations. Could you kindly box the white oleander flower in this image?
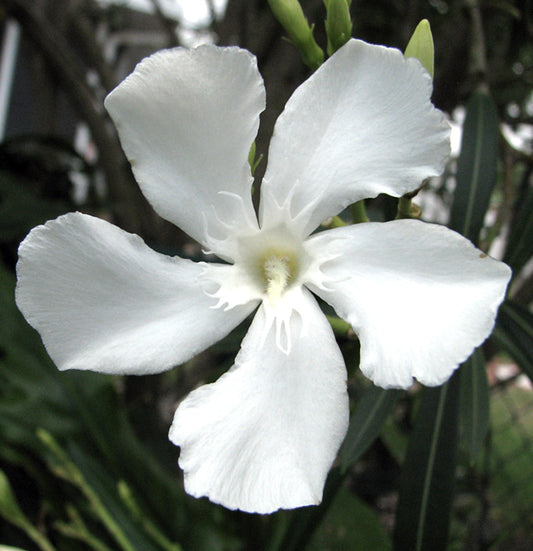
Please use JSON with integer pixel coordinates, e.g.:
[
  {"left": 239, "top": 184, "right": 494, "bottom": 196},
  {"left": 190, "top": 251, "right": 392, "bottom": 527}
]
[{"left": 15, "top": 40, "right": 511, "bottom": 514}]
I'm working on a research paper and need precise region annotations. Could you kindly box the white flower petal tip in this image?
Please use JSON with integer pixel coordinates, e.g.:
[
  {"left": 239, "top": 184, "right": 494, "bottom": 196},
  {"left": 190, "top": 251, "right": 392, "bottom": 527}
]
[
  {"left": 306, "top": 220, "right": 511, "bottom": 390},
  {"left": 105, "top": 45, "right": 264, "bottom": 258},
  {"left": 169, "top": 294, "right": 349, "bottom": 514},
  {"left": 260, "top": 38, "right": 451, "bottom": 236},
  {"left": 15, "top": 212, "right": 255, "bottom": 375}
]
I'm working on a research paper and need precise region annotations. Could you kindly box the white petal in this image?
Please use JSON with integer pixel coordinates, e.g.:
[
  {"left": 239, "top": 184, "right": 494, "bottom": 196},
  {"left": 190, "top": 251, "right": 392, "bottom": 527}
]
[
  {"left": 260, "top": 39, "right": 450, "bottom": 236},
  {"left": 105, "top": 46, "right": 265, "bottom": 257},
  {"left": 15, "top": 213, "right": 257, "bottom": 374},
  {"left": 305, "top": 221, "right": 511, "bottom": 388},
  {"left": 169, "top": 290, "right": 349, "bottom": 514}
]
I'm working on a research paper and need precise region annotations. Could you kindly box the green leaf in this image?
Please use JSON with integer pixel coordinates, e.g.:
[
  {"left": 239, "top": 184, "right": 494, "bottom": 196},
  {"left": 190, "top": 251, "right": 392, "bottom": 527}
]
[
  {"left": 503, "top": 184, "right": 533, "bottom": 275},
  {"left": 393, "top": 373, "right": 461, "bottom": 551},
  {"left": 308, "top": 488, "right": 391, "bottom": 551},
  {"left": 340, "top": 385, "right": 403, "bottom": 471},
  {"left": 271, "top": 468, "right": 345, "bottom": 551},
  {"left": 459, "top": 348, "right": 489, "bottom": 462},
  {"left": 492, "top": 299, "right": 533, "bottom": 381},
  {"left": 448, "top": 92, "right": 499, "bottom": 244}
]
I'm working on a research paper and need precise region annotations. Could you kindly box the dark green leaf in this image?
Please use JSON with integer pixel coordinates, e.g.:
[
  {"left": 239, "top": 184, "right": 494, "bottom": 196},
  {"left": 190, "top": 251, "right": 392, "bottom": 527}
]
[
  {"left": 308, "top": 488, "right": 391, "bottom": 551},
  {"left": 492, "top": 299, "right": 533, "bottom": 380},
  {"left": 459, "top": 348, "right": 489, "bottom": 462},
  {"left": 448, "top": 92, "right": 499, "bottom": 244},
  {"left": 503, "top": 185, "right": 533, "bottom": 275},
  {"left": 393, "top": 373, "right": 460, "bottom": 551},
  {"left": 270, "top": 468, "right": 345, "bottom": 551},
  {"left": 340, "top": 385, "right": 403, "bottom": 471},
  {"left": 0, "top": 170, "right": 70, "bottom": 242},
  {"left": 65, "top": 442, "right": 163, "bottom": 551}
]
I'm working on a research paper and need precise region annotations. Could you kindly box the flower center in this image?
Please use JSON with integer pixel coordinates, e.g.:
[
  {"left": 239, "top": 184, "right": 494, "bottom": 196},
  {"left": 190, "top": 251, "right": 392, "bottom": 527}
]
[
  {"left": 233, "top": 224, "right": 309, "bottom": 309},
  {"left": 262, "top": 253, "right": 296, "bottom": 305}
]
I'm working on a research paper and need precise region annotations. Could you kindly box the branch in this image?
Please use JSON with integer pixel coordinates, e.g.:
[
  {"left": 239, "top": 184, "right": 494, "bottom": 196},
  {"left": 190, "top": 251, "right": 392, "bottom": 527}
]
[
  {"left": 148, "top": 0, "right": 180, "bottom": 47},
  {"left": 465, "top": 0, "right": 489, "bottom": 92},
  {"left": 66, "top": 1, "right": 118, "bottom": 93},
  {"left": 4, "top": 0, "right": 148, "bottom": 234}
]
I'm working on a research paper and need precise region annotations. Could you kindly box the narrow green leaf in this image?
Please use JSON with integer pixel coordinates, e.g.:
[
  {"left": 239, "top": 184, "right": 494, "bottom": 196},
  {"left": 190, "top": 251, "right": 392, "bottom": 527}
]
[
  {"left": 340, "top": 385, "right": 403, "bottom": 471},
  {"left": 448, "top": 92, "right": 499, "bottom": 244},
  {"left": 492, "top": 299, "right": 533, "bottom": 381},
  {"left": 459, "top": 348, "right": 489, "bottom": 462},
  {"left": 393, "top": 373, "right": 460, "bottom": 551},
  {"left": 503, "top": 185, "right": 533, "bottom": 275}
]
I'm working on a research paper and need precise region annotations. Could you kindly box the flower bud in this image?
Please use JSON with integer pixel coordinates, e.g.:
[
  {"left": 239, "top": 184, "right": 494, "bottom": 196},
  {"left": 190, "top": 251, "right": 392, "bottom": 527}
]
[
  {"left": 268, "top": 0, "right": 324, "bottom": 70},
  {"left": 404, "top": 19, "right": 434, "bottom": 78},
  {"left": 325, "top": 0, "right": 352, "bottom": 55}
]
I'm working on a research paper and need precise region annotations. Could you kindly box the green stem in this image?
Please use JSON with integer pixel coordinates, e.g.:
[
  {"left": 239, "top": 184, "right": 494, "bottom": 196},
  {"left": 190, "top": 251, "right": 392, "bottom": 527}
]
[
  {"left": 118, "top": 481, "right": 183, "bottom": 551},
  {"left": 327, "top": 315, "right": 354, "bottom": 338},
  {"left": 56, "top": 506, "right": 114, "bottom": 551},
  {"left": 350, "top": 200, "right": 369, "bottom": 223},
  {"left": 321, "top": 215, "right": 347, "bottom": 228},
  {"left": 38, "top": 430, "right": 136, "bottom": 551},
  {"left": 0, "top": 469, "right": 57, "bottom": 551},
  {"left": 396, "top": 195, "right": 422, "bottom": 219},
  {"left": 17, "top": 523, "right": 56, "bottom": 551}
]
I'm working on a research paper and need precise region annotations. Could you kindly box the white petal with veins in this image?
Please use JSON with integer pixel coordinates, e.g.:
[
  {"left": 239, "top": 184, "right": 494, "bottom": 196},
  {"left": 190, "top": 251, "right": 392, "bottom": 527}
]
[
  {"left": 16, "top": 213, "right": 257, "bottom": 374},
  {"left": 260, "top": 39, "right": 450, "bottom": 236},
  {"left": 169, "top": 290, "right": 349, "bottom": 513},
  {"left": 305, "top": 220, "right": 511, "bottom": 388},
  {"left": 105, "top": 45, "right": 264, "bottom": 259}
]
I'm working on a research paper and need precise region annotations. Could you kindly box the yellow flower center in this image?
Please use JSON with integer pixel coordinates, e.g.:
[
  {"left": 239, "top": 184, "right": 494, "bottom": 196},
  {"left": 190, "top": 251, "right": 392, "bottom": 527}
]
[{"left": 261, "top": 250, "right": 298, "bottom": 305}]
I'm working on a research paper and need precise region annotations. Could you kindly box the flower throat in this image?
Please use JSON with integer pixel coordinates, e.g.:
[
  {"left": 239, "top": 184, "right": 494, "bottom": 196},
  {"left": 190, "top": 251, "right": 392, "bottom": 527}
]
[{"left": 262, "top": 253, "right": 297, "bottom": 305}]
